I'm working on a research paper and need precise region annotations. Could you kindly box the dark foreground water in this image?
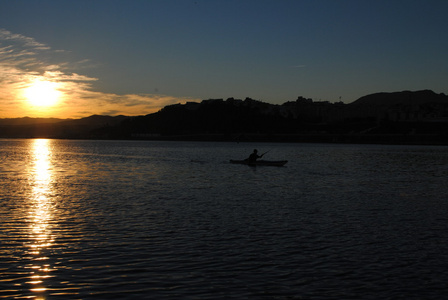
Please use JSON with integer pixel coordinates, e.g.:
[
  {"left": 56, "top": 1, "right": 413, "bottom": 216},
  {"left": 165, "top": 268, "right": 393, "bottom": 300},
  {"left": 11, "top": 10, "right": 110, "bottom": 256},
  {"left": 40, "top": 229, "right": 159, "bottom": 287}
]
[{"left": 1, "top": 139, "right": 448, "bottom": 299}]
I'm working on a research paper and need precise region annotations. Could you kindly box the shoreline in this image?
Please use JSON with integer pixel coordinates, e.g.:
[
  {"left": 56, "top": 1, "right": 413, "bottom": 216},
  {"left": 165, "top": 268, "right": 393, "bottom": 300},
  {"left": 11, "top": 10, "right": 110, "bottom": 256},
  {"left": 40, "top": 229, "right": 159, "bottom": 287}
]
[
  {"left": 111, "top": 133, "right": 448, "bottom": 146},
  {"left": 2, "top": 133, "right": 448, "bottom": 146}
]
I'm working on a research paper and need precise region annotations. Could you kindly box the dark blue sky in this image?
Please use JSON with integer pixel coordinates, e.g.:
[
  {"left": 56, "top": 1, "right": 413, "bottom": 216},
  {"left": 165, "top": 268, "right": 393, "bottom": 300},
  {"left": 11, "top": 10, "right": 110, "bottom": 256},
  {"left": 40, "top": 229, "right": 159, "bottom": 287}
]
[{"left": 1, "top": 0, "right": 447, "bottom": 117}]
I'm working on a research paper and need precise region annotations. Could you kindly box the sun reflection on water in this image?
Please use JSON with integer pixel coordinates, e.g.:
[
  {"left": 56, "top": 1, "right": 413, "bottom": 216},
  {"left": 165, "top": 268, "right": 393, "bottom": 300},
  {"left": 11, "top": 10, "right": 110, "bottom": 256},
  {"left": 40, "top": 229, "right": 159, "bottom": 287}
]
[{"left": 26, "top": 139, "right": 56, "bottom": 297}]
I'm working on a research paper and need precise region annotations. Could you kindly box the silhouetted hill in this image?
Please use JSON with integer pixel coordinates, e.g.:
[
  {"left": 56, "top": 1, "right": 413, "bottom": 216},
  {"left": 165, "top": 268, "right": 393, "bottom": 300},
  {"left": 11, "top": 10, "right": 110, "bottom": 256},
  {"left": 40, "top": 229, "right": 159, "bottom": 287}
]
[
  {"left": 350, "top": 90, "right": 448, "bottom": 107},
  {"left": 61, "top": 115, "right": 128, "bottom": 126},
  {"left": 0, "top": 117, "right": 65, "bottom": 126},
  {"left": 1, "top": 90, "right": 448, "bottom": 144},
  {"left": 121, "top": 98, "right": 297, "bottom": 137},
  {"left": 341, "top": 90, "right": 448, "bottom": 124},
  {"left": 0, "top": 115, "right": 129, "bottom": 139}
]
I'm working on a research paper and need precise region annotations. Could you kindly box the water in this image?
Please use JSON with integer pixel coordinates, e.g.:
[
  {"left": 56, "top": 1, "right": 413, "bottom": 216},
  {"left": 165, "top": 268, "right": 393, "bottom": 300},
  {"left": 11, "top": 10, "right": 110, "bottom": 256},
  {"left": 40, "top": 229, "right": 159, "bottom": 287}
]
[{"left": 1, "top": 139, "right": 448, "bottom": 299}]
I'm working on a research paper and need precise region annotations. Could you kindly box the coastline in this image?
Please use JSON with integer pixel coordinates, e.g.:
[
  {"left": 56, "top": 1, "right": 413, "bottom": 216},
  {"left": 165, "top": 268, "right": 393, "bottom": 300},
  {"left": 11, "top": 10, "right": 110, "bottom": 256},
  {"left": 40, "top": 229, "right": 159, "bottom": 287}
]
[{"left": 128, "top": 133, "right": 448, "bottom": 146}]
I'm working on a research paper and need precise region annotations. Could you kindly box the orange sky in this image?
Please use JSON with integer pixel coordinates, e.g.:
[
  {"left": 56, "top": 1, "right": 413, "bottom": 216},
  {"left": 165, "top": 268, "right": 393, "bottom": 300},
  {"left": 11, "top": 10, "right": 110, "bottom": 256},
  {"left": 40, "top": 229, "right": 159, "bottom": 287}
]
[
  {"left": 0, "top": 29, "right": 199, "bottom": 119},
  {"left": 2, "top": 1, "right": 448, "bottom": 119}
]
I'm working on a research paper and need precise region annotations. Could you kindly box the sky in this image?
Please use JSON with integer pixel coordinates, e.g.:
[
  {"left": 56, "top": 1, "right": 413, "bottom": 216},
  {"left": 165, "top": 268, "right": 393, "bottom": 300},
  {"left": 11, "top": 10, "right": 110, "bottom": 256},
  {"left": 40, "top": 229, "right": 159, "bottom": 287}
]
[{"left": 0, "top": 0, "right": 447, "bottom": 118}]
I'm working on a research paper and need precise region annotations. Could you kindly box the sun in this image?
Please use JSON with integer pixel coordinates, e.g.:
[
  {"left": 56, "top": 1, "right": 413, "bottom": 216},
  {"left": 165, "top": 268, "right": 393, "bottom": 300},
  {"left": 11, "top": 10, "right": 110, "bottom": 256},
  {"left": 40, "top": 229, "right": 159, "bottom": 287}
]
[{"left": 24, "top": 80, "right": 61, "bottom": 107}]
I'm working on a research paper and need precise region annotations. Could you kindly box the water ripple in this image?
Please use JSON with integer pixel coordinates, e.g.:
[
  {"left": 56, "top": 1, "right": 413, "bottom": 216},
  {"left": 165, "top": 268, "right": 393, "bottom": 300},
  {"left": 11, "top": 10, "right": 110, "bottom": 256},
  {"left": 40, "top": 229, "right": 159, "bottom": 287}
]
[{"left": 2, "top": 140, "right": 448, "bottom": 298}]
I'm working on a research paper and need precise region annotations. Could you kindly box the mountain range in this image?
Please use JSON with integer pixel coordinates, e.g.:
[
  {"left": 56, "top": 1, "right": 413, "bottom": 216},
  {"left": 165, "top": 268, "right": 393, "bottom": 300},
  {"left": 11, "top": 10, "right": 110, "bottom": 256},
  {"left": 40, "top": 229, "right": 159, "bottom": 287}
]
[{"left": 1, "top": 90, "right": 448, "bottom": 144}]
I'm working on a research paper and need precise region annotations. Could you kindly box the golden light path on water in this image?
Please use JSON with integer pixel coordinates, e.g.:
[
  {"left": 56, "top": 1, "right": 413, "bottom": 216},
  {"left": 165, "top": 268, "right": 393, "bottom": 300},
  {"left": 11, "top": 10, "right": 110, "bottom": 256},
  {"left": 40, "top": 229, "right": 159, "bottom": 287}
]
[{"left": 26, "top": 139, "right": 55, "bottom": 298}]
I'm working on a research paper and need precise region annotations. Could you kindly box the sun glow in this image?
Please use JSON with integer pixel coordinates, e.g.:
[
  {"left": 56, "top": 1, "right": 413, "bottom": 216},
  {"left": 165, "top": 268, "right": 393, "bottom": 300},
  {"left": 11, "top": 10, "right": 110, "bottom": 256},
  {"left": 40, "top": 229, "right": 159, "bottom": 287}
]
[{"left": 24, "top": 80, "right": 61, "bottom": 107}]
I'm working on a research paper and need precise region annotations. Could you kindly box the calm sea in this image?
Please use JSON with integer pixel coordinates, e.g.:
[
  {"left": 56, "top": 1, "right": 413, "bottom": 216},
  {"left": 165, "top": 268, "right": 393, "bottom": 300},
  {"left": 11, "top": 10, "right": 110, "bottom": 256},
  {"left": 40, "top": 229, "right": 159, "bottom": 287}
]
[{"left": 1, "top": 139, "right": 448, "bottom": 299}]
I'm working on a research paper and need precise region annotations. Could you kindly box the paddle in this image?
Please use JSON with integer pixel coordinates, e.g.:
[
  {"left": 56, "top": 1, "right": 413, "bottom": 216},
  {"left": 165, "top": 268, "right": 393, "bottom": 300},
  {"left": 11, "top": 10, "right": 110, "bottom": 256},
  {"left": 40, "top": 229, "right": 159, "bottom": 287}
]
[{"left": 260, "top": 150, "right": 271, "bottom": 158}]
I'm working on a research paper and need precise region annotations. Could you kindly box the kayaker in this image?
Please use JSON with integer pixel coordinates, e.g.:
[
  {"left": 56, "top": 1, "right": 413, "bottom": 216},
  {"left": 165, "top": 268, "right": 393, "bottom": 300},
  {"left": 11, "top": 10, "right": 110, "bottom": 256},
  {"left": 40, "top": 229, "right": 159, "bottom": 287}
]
[{"left": 246, "top": 149, "right": 263, "bottom": 163}]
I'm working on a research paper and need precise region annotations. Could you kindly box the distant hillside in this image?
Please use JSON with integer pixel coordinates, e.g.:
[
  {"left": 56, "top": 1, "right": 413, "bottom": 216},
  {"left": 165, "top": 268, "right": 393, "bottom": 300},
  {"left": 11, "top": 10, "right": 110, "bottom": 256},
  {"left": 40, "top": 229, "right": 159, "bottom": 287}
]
[
  {"left": 0, "top": 115, "right": 128, "bottom": 139},
  {"left": 0, "top": 117, "right": 65, "bottom": 126},
  {"left": 59, "top": 115, "right": 128, "bottom": 127},
  {"left": 350, "top": 90, "right": 448, "bottom": 106},
  {"left": 1, "top": 90, "right": 448, "bottom": 144},
  {"left": 121, "top": 98, "right": 297, "bottom": 137}
]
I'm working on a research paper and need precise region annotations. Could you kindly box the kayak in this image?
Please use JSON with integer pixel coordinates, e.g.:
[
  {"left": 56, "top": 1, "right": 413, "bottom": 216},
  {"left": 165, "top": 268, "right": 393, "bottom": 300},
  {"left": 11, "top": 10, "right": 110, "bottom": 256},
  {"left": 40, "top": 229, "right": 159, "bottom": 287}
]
[{"left": 230, "top": 160, "right": 288, "bottom": 166}]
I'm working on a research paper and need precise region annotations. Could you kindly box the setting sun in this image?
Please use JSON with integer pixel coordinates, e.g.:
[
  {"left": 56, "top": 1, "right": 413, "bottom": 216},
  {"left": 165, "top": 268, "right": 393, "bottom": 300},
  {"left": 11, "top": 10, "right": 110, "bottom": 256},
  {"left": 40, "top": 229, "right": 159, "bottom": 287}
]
[{"left": 24, "top": 80, "right": 61, "bottom": 107}]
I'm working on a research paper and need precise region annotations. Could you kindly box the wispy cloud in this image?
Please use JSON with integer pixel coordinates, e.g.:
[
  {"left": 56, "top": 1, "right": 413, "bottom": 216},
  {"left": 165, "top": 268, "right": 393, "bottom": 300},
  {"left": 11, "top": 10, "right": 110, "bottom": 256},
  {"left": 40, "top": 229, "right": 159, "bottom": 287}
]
[
  {"left": 0, "top": 28, "right": 198, "bottom": 118},
  {"left": 0, "top": 29, "right": 50, "bottom": 50}
]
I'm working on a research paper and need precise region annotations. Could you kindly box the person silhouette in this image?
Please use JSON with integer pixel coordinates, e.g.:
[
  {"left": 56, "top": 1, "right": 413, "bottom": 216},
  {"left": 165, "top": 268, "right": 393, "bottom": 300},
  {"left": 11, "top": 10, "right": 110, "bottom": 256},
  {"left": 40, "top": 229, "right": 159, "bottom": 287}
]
[{"left": 246, "top": 149, "right": 263, "bottom": 164}]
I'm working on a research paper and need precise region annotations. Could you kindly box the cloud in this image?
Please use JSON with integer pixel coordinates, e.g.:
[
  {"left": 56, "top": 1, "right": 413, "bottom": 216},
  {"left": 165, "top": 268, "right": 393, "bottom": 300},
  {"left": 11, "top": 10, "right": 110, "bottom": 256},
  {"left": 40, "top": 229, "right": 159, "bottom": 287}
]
[
  {"left": 0, "top": 28, "right": 199, "bottom": 118},
  {"left": 0, "top": 29, "right": 50, "bottom": 50},
  {"left": 0, "top": 29, "right": 53, "bottom": 72}
]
